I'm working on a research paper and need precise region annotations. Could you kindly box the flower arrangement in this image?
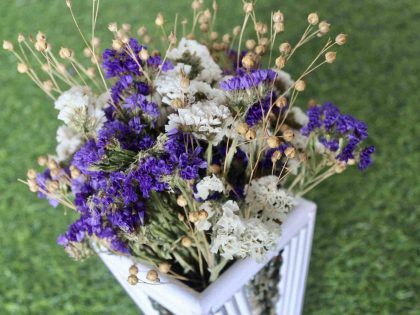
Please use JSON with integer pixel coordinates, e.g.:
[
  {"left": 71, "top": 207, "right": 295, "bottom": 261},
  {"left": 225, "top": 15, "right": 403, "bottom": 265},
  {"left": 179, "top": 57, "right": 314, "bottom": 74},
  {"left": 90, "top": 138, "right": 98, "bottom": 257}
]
[{"left": 4, "top": 0, "right": 374, "bottom": 293}]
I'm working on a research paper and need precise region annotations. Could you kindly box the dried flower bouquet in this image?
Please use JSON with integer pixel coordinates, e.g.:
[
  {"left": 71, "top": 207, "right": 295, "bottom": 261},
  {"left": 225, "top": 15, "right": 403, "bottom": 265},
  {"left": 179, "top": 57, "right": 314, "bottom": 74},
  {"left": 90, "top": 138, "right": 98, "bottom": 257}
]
[{"left": 4, "top": 0, "right": 374, "bottom": 292}]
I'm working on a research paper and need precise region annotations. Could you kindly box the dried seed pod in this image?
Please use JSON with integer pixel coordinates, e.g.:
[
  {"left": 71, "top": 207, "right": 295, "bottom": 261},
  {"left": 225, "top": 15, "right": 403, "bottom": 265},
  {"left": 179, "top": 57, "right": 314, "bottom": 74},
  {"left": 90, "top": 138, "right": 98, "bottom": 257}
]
[
  {"left": 158, "top": 262, "right": 171, "bottom": 274},
  {"left": 108, "top": 22, "right": 118, "bottom": 32},
  {"left": 294, "top": 80, "right": 306, "bottom": 92},
  {"left": 242, "top": 54, "right": 255, "bottom": 69},
  {"left": 273, "top": 11, "right": 284, "bottom": 23},
  {"left": 177, "top": 195, "right": 187, "bottom": 207},
  {"left": 27, "top": 169, "right": 37, "bottom": 180},
  {"left": 279, "top": 42, "right": 291, "bottom": 54},
  {"left": 275, "top": 96, "right": 287, "bottom": 108},
  {"left": 139, "top": 48, "right": 149, "bottom": 61},
  {"left": 273, "top": 22, "right": 284, "bottom": 33},
  {"left": 237, "top": 122, "right": 249, "bottom": 135},
  {"left": 59, "top": 47, "right": 73, "bottom": 59},
  {"left": 271, "top": 150, "right": 282, "bottom": 163},
  {"left": 267, "top": 136, "right": 281, "bottom": 148},
  {"left": 285, "top": 147, "right": 296, "bottom": 159},
  {"left": 283, "top": 129, "right": 294, "bottom": 142},
  {"left": 198, "top": 210, "right": 209, "bottom": 220},
  {"left": 208, "top": 164, "right": 221, "bottom": 174},
  {"left": 129, "top": 264, "right": 139, "bottom": 275},
  {"left": 318, "top": 21, "right": 330, "bottom": 34},
  {"left": 17, "top": 63, "right": 28, "bottom": 73},
  {"left": 335, "top": 33, "right": 347, "bottom": 45},
  {"left": 2, "top": 40, "right": 13, "bottom": 51},
  {"left": 307, "top": 12, "right": 319, "bottom": 25},
  {"left": 243, "top": 2, "right": 254, "bottom": 13},
  {"left": 275, "top": 56, "right": 286, "bottom": 69},
  {"left": 245, "top": 39, "right": 256, "bottom": 50},
  {"left": 127, "top": 274, "right": 138, "bottom": 285},
  {"left": 325, "top": 51, "right": 337, "bottom": 63},
  {"left": 155, "top": 13, "right": 165, "bottom": 27},
  {"left": 181, "top": 236, "right": 193, "bottom": 248},
  {"left": 245, "top": 129, "right": 257, "bottom": 141},
  {"left": 146, "top": 270, "right": 160, "bottom": 282}
]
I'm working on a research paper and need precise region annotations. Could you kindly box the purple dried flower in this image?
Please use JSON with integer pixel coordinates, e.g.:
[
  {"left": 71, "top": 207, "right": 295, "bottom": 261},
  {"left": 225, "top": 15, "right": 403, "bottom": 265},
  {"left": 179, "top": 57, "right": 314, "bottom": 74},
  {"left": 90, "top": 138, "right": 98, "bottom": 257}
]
[{"left": 358, "top": 146, "right": 375, "bottom": 170}]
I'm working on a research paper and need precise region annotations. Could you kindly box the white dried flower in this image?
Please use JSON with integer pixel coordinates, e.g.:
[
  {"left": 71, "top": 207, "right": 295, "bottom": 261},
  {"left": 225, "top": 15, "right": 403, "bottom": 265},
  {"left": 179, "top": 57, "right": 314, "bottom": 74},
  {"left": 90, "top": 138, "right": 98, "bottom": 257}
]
[
  {"left": 194, "top": 175, "right": 224, "bottom": 200},
  {"left": 210, "top": 200, "right": 280, "bottom": 262},
  {"left": 155, "top": 64, "right": 226, "bottom": 107},
  {"left": 289, "top": 106, "right": 309, "bottom": 126},
  {"left": 54, "top": 87, "right": 107, "bottom": 135},
  {"left": 195, "top": 201, "right": 216, "bottom": 231},
  {"left": 245, "top": 175, "right": 295, "bottom": 223},
  {"left": 55, "top": 126, "right": 83, "bottom": 162},
  {"left": 165, "top": 100, "right": 233, "bottom": 144},
  {"left": 166, "top": 38, "right": 222, "bottom": 83}
]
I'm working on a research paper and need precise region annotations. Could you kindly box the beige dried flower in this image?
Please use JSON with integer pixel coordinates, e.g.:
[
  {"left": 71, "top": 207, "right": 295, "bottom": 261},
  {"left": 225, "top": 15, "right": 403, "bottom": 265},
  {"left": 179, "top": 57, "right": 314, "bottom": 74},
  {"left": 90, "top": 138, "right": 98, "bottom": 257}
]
[
  {"left": 198, "top": 210, "right": 209, "bottom": 220},
  {"left": 273, "top": 22, "right": 284, "bottom": 33},
  {"left": 285, "top": 147, "right": 296, "bottom": 159},
  {"left": 295, "top": 80, "right": 306, "bottom": 92},
  {"left": 255, "top": 22, "right": 268, "bottom": 35},
  {"left": 122, "top": 23, "right": 131, "bottom": 32},
  {"left": 3, "top": 40, "right": 13, "bottom": 51},
  {"left": 209, "top": 164, "right": 221, "bottom": 174},
  {"left": 318, "top": 21, "right": 330, "bottom": 34},
  {"left": 59, "top": 47, "right": 73, "bottom": 59},
  {"left": 243, "top": 2, "right": 254, "bottom": 13},
  {"left": 155, "top": 13, "right": 165, "bottom": 27},
  {"left": 17, "top": 63, "right": 28, "bottom": 74},
  {"left": 237, "top": 122, "right": 249, "bottom": 135},
  {"left": 139, "top": 48, "right": 149, "bottom": 61},
  {"left": 127, "top": 274, "right": 138, "bottom": 285},
  {"left": 17, "top": 33, "right": 25, "bottom": 43},
  {"left": 112, "top": 39, "right": 123, "bottom": 50},
  {"left": 245, "top": 129, "right": 257, "bottom": 141},
  {"left": 108, "top": 22, "right": 118, "bottom": 32},
  {"left": 275, "top": 96, "right": 287, "bottom": 108},
  {"left": 273, "top": 11, "right": 284, "bottom": 23},
  {"left": 325, "top": 51, "right": 337, "bottom": 63},
  {"left": 158, "top": 262, "right": 171, "bottom": 274},
  {"left": 233, "top": 26, "right": 241, "bottom": 36},
  {"left": 37, "top": 156, "right": 48, "bottom": 166},
  {"left": 307, "top": 12, "right": 319, "bottom": 25},
  {"left": 146, "top": 270, "right": 160, "bottom": 282},
  {"left": 36, "top": 31, "right": 46, "bottom": 42},
  {"left": 242, "top": 54, "right": 255, "bottom": 69},
  {"left": 129, "top": 264, "right": 139, "bottom": 275},
  {"left": 275, "top": 56, "right": 286, "bottom": 69},
  {"left": 181, "top": 236, "right": 193, "bottom": 247},
  {"left": 137, "top": 26, "right": 147, "bottom": 36},
  {"left": 210, "top": 31, "right": 218, "bottom": 41},
  {"left": 283, "top": 129, "right": 294, "bottom": 142},
  {"left": 279, "top": 42, "right": 291, "bottom": 54},
  {"left": 191, "top": 0, "right": 202, "bottom": 10},
  {"left": 335, "top": 33, "right": 347, "bottom": 45},
  {"left": 271, "top": 150, "right": 282, "bottom": 163},
  {"left": 245, "top": 39, "right": 256, "bottom": 50},
  {"left": 27, "top": 169, "right": 37, "bottom": 180},
  {"left": 177, "top": 195, "right": 187, "bottom": 207},
  {"left": 267, "top": 136, "right": 281, "bottom": 148}
]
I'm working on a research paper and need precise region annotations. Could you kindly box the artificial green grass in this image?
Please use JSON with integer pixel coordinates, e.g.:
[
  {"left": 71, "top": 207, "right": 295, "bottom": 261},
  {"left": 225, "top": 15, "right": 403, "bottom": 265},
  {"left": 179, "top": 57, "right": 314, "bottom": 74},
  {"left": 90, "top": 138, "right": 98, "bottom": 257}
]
[{"left": 0, "top": 0, "right": 419, "bottom": 314}]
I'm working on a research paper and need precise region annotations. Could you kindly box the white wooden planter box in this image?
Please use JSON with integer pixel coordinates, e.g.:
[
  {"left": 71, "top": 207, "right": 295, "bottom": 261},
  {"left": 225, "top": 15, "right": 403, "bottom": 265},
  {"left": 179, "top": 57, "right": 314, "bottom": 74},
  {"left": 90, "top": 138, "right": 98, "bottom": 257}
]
[{"left": 97, "top": 198, "right": 316, "bottom": 315}]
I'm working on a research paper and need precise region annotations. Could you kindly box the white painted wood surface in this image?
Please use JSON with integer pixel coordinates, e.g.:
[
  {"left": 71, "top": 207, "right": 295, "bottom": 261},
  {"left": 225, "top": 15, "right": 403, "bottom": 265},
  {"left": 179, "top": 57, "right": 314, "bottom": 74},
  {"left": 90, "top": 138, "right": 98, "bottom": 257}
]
[{"left": 97, "top": 198, "right": 316, "bottom": 315}]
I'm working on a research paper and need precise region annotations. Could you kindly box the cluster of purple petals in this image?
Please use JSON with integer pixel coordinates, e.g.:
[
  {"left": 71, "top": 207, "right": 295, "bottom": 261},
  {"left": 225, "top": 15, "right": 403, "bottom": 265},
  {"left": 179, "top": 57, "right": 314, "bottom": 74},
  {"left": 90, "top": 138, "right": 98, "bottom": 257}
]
[
  {"left": 35, "top": 169, "right": 63, "bottom": 207},
  {"left": 102, "top": 37, "right": 173, "bottom": 107},
  {"left": 220, "top": 68, "right": 277, "bottom": 91},
  {"left": 165, "top": 129, "right": 207, "bottom": 180},
  {"left": 245, "top": 92, "right": 284, "bottom": 127},
  {"left": 301, "top": 102, "right": 375, "bottom": 169}
]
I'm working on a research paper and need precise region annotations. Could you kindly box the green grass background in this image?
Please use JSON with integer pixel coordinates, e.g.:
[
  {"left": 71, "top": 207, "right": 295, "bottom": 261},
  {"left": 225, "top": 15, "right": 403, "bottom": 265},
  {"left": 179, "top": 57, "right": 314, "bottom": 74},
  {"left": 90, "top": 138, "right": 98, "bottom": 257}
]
[{"left": 0, "top": 0, "right": 419, "bottom": 314}]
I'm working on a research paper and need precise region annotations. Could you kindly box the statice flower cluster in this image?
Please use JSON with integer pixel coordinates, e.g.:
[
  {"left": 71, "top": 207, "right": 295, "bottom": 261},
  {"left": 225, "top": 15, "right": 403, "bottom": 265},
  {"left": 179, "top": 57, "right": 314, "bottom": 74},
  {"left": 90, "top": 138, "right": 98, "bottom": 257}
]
[
  {"left": 11, "top": 1, "right": 374, "bottom": 288},
  {"left": 301, "top": 102, "right": 375, "bottom": 169}
]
